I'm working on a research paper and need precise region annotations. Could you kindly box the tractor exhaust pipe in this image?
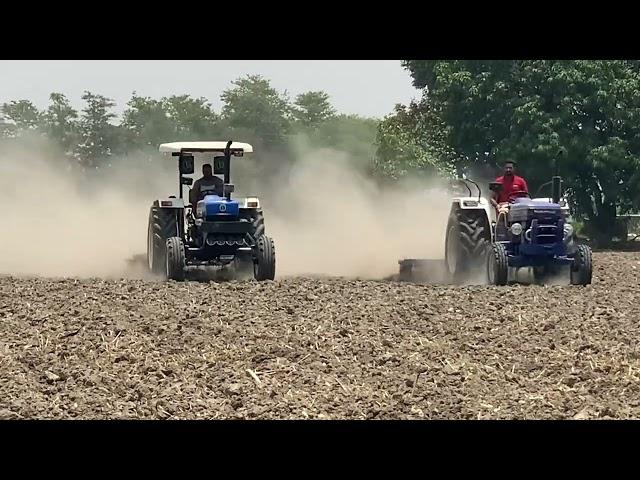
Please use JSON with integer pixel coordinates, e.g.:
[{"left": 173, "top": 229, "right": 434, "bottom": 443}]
[
  {"left": 224, "top": 140, "right": 232, "bottom": 200},
  {"left": 551, "top": 176, "right": 562, "bottom": 204},
  {"left": 552, "top": 149, "right": 564, "bottom": 204}
]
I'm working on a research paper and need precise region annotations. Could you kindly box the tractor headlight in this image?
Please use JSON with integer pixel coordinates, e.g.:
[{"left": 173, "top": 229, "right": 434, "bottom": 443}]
[
  {"left": 564, "top": 223, "right": 574, "bottom": 238},
  {"left": 245, "top": 197, "right": 260, "bottom": 209},
  {"left": 510, "top": 222, "right": 523, "bottom": 236},
  {"left": 196, "top": 201, "right": 205, "bottom": 218}
]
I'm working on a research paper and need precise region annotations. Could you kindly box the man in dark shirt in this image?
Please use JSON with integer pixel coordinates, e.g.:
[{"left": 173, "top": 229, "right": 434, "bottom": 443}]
[
  {"left": 490, "top": 160, "right": 529, "bottom": 210},
  {"left": 190, "top": 163, "right": 224, "bottom": 207}
]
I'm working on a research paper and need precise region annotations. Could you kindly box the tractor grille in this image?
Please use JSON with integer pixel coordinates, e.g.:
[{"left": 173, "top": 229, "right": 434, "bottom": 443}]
[
  {"left": 205, "top": 234, "right": 248, "bottom": 247},
  {"left": 529, "top": 216, "right": 563, "bottom": 245},
  {"left": 535, "top": 224, "right": 559, "bottom": 244}
]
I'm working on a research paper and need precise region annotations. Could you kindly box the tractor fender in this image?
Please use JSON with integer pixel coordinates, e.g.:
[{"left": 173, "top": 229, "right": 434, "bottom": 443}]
[
  {"left": 152, "top": 198, "right": 186, "bottom": 209},
  {"left": 450, "top": 197, "right": 494, "bottom": 223},
  {"left": 240, "top": 196, "right": 261, "bottom": 209}
]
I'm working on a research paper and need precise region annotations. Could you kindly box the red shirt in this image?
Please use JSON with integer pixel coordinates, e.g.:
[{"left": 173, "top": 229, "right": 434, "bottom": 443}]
[{"left": 495, "top": 175, "right": 529, "bottom": 203}]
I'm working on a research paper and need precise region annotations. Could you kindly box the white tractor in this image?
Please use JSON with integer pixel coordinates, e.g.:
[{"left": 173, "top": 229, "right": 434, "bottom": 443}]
[{"left": 147, "top": 141, "right": 275, "bottom": 281}]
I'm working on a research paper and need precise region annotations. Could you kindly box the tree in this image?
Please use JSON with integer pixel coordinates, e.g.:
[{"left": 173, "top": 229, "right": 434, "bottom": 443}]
[
  {"left": 374, "top": 100, "right": 455, "bottom": 181},
  {"left": 41, "top": 93, "right": 79, "bottom": 154},
  {"left": 289, "top": 113, "right": 380, "bottom": 174},
  {"left": 1, "top": 100, "right": 42, "bottom": 131},
  {"left": 220, "top": 74, "right": 291, "bottom": 147},
  {"left": 401, "top": 60, "right": 640, "bottom": 245},
  {"left": 163, "top": 95, "right": 218, "bottom": 139},
  {"left": 0, "top": 114, "right": 16, "bottom": 138},
  {"left": 76, "top": 91, "right": 118, "bottom": 169},
  {"left": 121, "top": 93, "right": 174, "bottom": 151},
  {"left": 292, "top": 91, "right": 336, "bottom": 128}
]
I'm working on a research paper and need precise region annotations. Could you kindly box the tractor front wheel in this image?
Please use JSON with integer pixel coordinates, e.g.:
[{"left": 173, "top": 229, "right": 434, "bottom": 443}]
[
  {"left": 487, "top": 243, "right": 508, "bottom": 286},
  {"left": 254, "top": 234, "right": 276, "bottom": 281},
  {"left": 570, "top": 244, "right": 593, "bottom": 285},
  {"left": 166, "top": 237, "right": 186, "bottom": 281}
]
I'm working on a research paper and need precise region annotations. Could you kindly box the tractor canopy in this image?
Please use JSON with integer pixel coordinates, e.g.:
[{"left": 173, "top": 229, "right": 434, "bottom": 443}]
[{"left": 159, "top": 141, "right": 253, "bottom": 155}]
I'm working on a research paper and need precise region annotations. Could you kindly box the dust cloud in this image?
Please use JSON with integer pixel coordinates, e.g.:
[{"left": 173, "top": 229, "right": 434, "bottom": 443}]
[
  {"left": 0, "top": 135, "right": 172, "bottom": 279},
  {"left": 259, "top": 147, "right": 451, "bottom": 279},
  {"left": 0, "top": 135, "right": 451, "bottom": 280}
]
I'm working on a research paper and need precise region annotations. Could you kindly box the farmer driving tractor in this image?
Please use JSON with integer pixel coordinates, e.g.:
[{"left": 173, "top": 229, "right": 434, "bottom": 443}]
[
  {"left": 490, "top": 160, "right": 529, "bottom": 215},
  {"left": 189, "top": 162, "right": 224, "bottom": 207}
]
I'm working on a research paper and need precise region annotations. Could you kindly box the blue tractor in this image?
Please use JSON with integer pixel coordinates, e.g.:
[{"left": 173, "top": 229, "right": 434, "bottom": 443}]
[
  {"left": 443, "top": 160, "right": 592, "bottom": 286},
  {"left": 485, "top": 161, "right": 592, "bottom": 285},
  {"left": 147, "top": 141, "right": 276, "bottom": 281}
]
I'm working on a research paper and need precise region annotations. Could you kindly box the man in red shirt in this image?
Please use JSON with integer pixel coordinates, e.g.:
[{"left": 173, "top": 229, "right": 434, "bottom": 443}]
[{"left": 490, "top": 160, "right": 529, "bottom": 210}]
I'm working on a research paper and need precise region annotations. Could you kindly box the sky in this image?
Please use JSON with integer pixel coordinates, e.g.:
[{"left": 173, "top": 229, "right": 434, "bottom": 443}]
[{"left": 0, "top": 60, "right": 421, "bottom": 120}]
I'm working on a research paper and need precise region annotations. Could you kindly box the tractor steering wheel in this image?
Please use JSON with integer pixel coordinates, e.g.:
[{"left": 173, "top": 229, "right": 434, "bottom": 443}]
[{"left": 508, "top": 190, "right": 530, "bottom": 201}]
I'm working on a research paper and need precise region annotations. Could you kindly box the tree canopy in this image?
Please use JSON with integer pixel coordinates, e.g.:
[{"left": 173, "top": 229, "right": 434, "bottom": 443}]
[
  {"left": 376, "top": 60, "right": 640, "bottom": 243},
  {"left": 4, "top": 62, "right": 635, "bottom": 243}
]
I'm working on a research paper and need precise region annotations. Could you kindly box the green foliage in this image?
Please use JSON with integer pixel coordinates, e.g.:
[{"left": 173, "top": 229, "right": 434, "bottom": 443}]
[
  {"left": 3, "top": 61, "right": 637, "bottom": 245},
  {"left": 292, "top": 91, "right": 336, "bottom": 128},
  {"left": 0, "top": 114, "right": 16, "bottom": 138},
  {"left": 41, "top": 93, "right": 79, "bottom": 154},
  {"left": 1, "top": 100, "right": 42, "bottom": 131},
  {"left": 292, "top": 114, "right": 378, "bottom": 169},
  {"left": 220, "top": 74, "right": 291, "bottom": 147},
  {"left": 121, "top": 93, "right": 220, "bottom": 152},
  {"left": 393, "top": 60, "right": 640, "bottom": 245},
  {"left": 163, "top": 95, "right": 218, "bottom": 139},
  {"left": 76, "top": 91, "right": 118, "bottom": 168},
  {"left": 121, "top": 93, "right": 175, "bottom": 151},
  {"left": 0, "top": 76, "right": 379, "bottom": 197},
  {"left": 374, "top": 101, "right": 456, "bottom": 180},
  {"left": 2, "top": 64, "right": 638, "bottom": 246}
]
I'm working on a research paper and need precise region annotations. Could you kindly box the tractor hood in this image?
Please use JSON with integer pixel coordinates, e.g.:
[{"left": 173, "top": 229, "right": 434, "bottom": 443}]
[
  {"left": 196, "top": 195, "right": 240, "bottom": 218},
  {"left": 508, "top": 197, "right": 563, "bottom": 223},
  {"left": 511, "top": 198, "right": 562, "bottom": 210}
]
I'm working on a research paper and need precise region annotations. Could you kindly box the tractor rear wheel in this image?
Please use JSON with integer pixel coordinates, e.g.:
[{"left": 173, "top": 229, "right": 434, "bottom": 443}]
[
  {"left": 147, "top": 207, "right": 179, "bottom": 275},
  {"left": 570, "top": 244, "right": 593, "bottom": 285},
  {"left": 254, "top": 234, "right": 276, "bottom": 281},
  {"left": 445, "top": 210, "right": 490, "bottom": 283}
]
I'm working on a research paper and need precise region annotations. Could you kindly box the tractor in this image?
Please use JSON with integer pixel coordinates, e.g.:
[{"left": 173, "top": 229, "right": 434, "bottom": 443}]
[
  {"left": 443, "top": 156, "right": 592, "bottom": 286},
  {"left": 146, "top": 141, "right": 276, "bottom": 282},
  {"left": 399, "top": 152, "right": 593, "bottom": 286}
]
